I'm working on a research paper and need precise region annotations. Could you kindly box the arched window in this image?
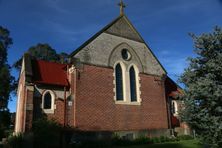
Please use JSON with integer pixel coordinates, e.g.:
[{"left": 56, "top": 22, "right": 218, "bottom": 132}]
[
  {"left": 42, "top": 90, "right": 55, "bottom": 113},
  {"left": 172, "top": 102, "right": 175, "bottom": 114},
  {"left": 43, "top": 92, "right": 52, "bottom": 109},
  {"left": 130, "top": 66, "right": 137, "bottom": 102},
  {"left": 171, "top": 101, "right": 178, "bottom": 115},
  {"left": 115, "top": 64, "right": 124, "bottom": 101}
]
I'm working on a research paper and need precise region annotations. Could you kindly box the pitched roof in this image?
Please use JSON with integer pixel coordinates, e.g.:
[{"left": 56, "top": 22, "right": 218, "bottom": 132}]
[
  {"left": 69, "top": 15, "right": 123, "bottom": 57},
  {"left": 69, "top": 14, "right": 167, "bottom": 73},
  {"left": 32, "top": 59, "right": 69, "bottom": 87},
  {"left": 165, "top": 77, "right": 183, "bottom": 98}
]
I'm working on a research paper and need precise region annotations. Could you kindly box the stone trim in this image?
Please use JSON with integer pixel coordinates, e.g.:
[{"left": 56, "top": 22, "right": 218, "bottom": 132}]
[
  {"left": 113, "top": 61, "right": 141, "bottom": 105},
  {"left": 42, "top": 90, "right": 56, "bottom": 114}
]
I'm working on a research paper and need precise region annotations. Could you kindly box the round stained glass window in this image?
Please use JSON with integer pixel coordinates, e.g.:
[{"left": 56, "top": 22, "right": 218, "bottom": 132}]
[{"left": 121, "top": 49, "right": 131, "bottom": 61}]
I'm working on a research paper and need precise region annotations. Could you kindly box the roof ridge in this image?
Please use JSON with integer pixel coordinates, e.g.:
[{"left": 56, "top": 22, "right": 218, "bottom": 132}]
[
  {"left": 36, "top": 59, "right": 68, "bottom": 66},
  {"left": 68, "top": 14, "right": 167, "bottom": 74},
  {"left": 69, "top": 15, "right": 124, "bottom": 57}
]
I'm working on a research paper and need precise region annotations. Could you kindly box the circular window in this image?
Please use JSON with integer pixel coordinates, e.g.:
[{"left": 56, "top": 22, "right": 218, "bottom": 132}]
[{"left": 121, "top": 49, "right": 131, "bottom": 61}]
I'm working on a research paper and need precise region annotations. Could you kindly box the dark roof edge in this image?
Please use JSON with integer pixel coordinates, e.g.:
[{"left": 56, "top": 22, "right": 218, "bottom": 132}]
[
  {"left": 23, "top": 53, "right": 33, "bottom": 83},
  {"left": 166, "top": 76, "right": 183, "bottom": 91},
  {"left": 69, "top": 15, "right": 123, "bottom": 57},
  {"left": 122, "top": 15, "right": 167, "bottom": 74},
  {"left": 24, "top": 53, "right": 33, "bottom": 76},
  {"left": 69, "top": 14, "right": 167, "bottom": 74}
]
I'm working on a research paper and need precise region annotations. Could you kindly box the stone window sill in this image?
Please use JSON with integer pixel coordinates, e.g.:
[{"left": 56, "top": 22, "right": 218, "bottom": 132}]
[
  {"left": 43, "top": 109, "right": 54, "bottom": 114},
  {"left": 115, "top": 101, "right": 141, "bottom": 106}
]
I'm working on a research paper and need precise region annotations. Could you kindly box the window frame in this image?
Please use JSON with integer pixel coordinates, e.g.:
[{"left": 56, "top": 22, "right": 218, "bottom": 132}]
[
  {"left": 127, "top": 64, "right": 141, "bottom": 104},
  {"left": 171, "top": 100, "right": 178, "bottom": 115},
  {"left": 129, "top": 66, "right": 137, "bottom": 102},
  {"left": 115, "top": 63, "right": 124, "bottom": 101},
  {"left": 113, "top": 62, "right": 141, "bottom": 105},
  {"left": 42, "top": 90, "right": 55, "bottom": 114},
  {"left": 114, "top": 62, "right": 126, "bottom": 103}
]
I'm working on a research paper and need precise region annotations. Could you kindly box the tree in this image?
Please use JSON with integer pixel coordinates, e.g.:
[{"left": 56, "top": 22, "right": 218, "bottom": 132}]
[
  {"left": 0, "top": 26, "right": 14, "bottom": 110},
  {"left": 13, "top": 43, "right": 69, "bottom": 71},
  {"left": 0, "top": 26, "right": 14, "bottom": 139},
  {"left": 180, "top": 27, "right": 222, "bottom": 147}
]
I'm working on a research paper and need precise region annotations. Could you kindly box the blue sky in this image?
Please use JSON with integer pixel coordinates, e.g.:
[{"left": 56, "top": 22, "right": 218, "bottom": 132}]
[{"left": 0, "top": 0, "right": 222, "bottom": 112}]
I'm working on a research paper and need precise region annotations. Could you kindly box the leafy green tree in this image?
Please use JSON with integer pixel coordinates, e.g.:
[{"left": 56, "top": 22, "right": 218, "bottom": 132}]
[
  {"left": 0, "top": 26, "right": 14, "bottom": 139},
  {"left": 13, "top": 43, "right": 69, "bottom": 71},
  {"left": 0, "top": 26, "right": 14, "bottom": 110},
  {"left": 180, "top": 27, "right": 222, "bottom": 147}
]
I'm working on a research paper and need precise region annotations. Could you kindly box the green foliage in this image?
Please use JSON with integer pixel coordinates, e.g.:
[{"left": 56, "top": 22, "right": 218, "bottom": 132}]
[
  {"left": 7, "top": 133, "right": 24, "bottom": 148},
  {"left": 177, "top": 135, "right": 193, "bottom": 140},
  {"left": 180, "top": 26, "right": 222, "bottom": 147},
  {"left": 0, "top": 110, "right": 11, "bottom": 139},
  {"left": 0, "top": 26, "right": 14, "bottom": 110},
  {"left": 75, "top": 135, "right": 188, "bottom": 147},
  {"left": 32, "top": 118, "right": 62, "bottom": 148},
  {"left": 13, "top": 43, "right": 69, "bottom": 71},
  {"left": 133, "top": 136, "right": 153, "bottom": 145},
  {"left": 0, "top": 26, "right": 12, "bottom": 67},
  {"left": 0, "top": 66, "right": 14, "bottom": 109},
  {"left": 113, "top": 140, "right": 201, "bottom": 148}
]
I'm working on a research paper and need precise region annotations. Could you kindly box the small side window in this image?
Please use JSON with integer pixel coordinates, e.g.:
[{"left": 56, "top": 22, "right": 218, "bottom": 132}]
[
  {"left": 42, "top": 90, "right": 55, "bottom": 113},
  {"left": 43, "top": 92, "right": 52, "bottom": 109}
]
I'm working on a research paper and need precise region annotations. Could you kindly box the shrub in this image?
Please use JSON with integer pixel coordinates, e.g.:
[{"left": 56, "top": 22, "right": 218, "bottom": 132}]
[
  {"left": 112, "top": 138, "right": 132, "bottom": 146},
  {"left": 7, "top": 133, "right": 24, "bottom": 148},
  {"left": 0, "top": 128, "right": 4, "bottom": 140},
  {"left": 152, "top": 137, "right": 161, "bottom": 143},
  {"left": 177, "top": 135, "right": 193, "bottom": 140},
  {"left": 133, "top": 136, "right": 153, "bottom": 145},
  {"left": 32, "top": 118, "right": 62, "bottom": 148}
]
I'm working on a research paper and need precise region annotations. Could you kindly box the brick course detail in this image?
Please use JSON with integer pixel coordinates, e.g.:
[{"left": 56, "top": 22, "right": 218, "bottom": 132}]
[{"left": 74, "top": 64, "right": 168, "bottom": 131}]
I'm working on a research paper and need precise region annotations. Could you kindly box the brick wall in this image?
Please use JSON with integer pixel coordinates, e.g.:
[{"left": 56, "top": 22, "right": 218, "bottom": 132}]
[
  {"left": 74, "top": 64, "right": 168, "bottom": 131},
  {"left": 25, "top": 88, "right": 34, "bottom": 131},
  {"left": 33, "top": 97, "right": 65, "bottom": 125}
]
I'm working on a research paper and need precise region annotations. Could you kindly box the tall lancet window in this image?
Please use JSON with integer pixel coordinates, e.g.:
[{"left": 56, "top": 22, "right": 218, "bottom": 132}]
[
  {"left": 130, "top": 66, "right": 137, "bottom": 102},
  {"left": 43, "top": 92, "right": 52, "bottom": 109},
  {"left": 115, "top": 64, "right": 124, "bottom": 101},
  {"left": 42, "top": 90, "right": 55, "bottom": 114}
]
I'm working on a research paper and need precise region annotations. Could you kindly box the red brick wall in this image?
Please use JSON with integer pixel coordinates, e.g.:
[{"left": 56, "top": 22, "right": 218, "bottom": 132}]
[
  {"left": 25, "top": 89, "right": 34, "bottom": 131},
  {"left": 33, "top": 96, "right": 65, "bottom": 126},
  {"left": 48, "top": 98, "right": 65, "bottom": 125},
  {"left": 74, "top": 64, "right": 168, "bottom": 131}
]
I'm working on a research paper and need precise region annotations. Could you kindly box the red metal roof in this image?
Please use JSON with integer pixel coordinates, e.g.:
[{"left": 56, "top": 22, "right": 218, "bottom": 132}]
[{"left": 32, "top": 60, "right": 69, "bottom": 87}]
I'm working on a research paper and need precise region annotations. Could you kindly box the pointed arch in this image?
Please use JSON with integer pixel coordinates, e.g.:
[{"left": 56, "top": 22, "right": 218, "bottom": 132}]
[
  {"left": 42, "top": 90, "right": 55, "bottom": 113},
  {"left": 115, "top": 63, "right": 124, "bottom": 101},
  {"left": 129, "top": 66, "right": 137, "bottom": 102},
  {"left": 43, "top": 92, "right": 52, "bottom": 109},
  {"left": 108, "top": 42, "right": 144, "bottom": 73},
  {"left": 172, "top": 100, "right": 178, "bottom": 115},
  {"left": 128, "top": 64, "right": 141, "bottom": 103}
]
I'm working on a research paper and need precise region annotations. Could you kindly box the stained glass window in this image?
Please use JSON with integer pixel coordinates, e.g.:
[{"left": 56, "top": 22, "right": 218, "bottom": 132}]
[
  {"left": 115, "top": 64, "right": 124, "bottom": 101},
  {"left": 130, "top": 67, "right": 137, "bottom": 102},
  {"left": 44, "top": 92, "right": 52, "bottom": 109}
]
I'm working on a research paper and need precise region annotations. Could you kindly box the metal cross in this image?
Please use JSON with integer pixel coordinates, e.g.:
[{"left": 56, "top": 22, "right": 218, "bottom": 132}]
[{"left": 118, "top": 0, "right": 126, "bottom": 16}]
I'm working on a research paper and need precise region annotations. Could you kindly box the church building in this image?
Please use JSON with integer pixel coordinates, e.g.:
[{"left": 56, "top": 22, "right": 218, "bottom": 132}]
[{"left": 15, "top": 1, "right": 189, "bottom": 138}]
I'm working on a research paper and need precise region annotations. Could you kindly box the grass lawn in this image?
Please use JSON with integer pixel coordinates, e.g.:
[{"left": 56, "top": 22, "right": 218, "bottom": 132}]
[{"left": 114, "top": 140, "right": 201, "bottom": 148}]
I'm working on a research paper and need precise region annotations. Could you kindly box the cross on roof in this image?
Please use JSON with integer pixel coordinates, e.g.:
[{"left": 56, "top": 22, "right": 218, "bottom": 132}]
[{"left": 118, "top": 0, "right": 126, "bottom": 16}]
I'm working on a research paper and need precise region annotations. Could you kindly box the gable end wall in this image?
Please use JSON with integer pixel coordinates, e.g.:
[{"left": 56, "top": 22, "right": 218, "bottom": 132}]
[{"left": 74, "top": 33, "right": 165, "bottom": 76}]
